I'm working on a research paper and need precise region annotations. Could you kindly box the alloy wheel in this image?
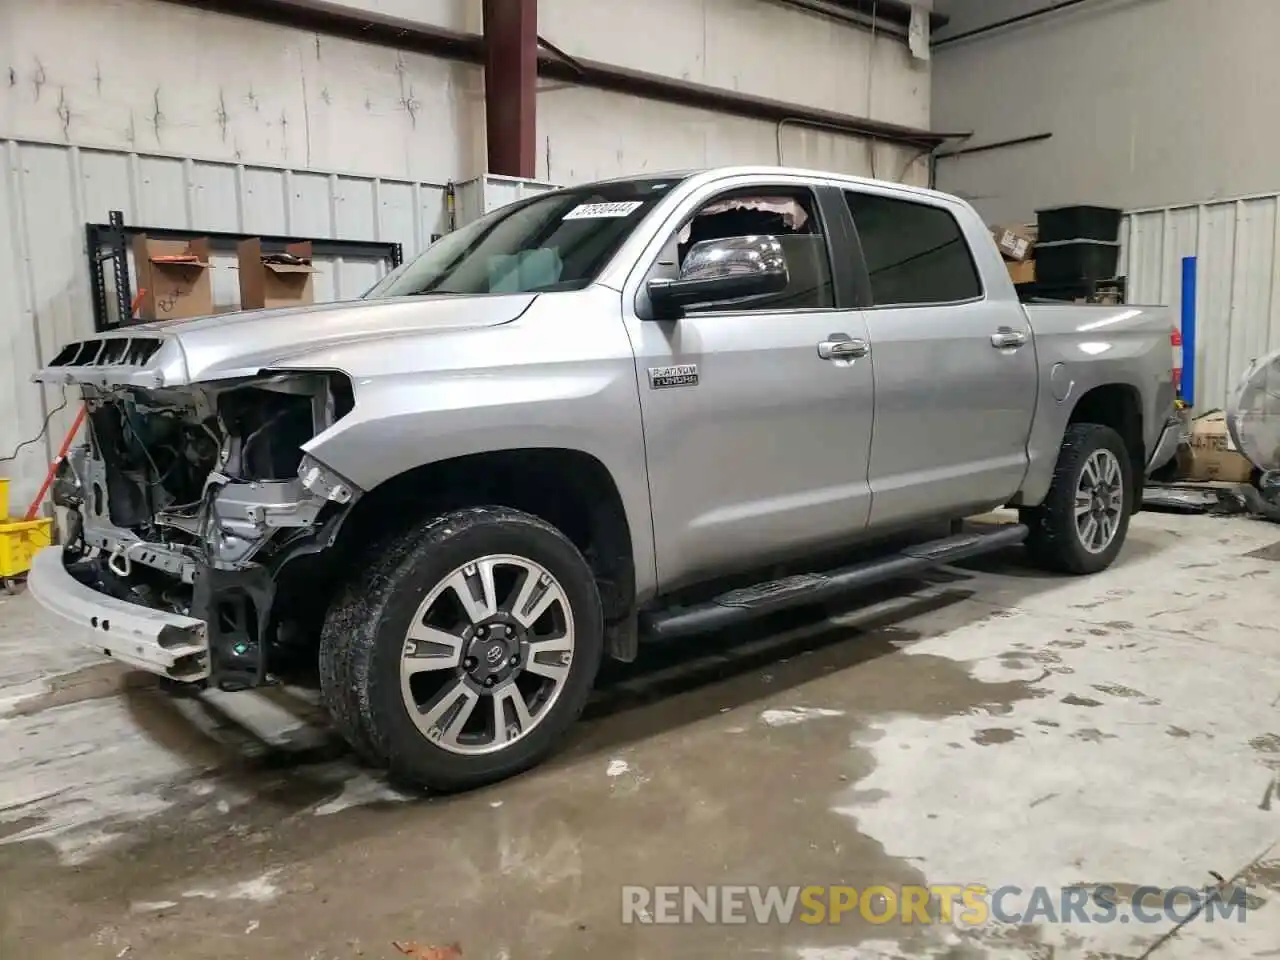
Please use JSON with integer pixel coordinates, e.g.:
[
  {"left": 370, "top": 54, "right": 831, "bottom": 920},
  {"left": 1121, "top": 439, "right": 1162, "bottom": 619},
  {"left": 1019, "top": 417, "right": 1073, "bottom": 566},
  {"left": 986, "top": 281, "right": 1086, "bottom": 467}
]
[
  {"left": 399, "top": 554, "right": 575, "bottom": 756},
  {"left": 1074, "top": 449, "right": 1125, "bottom": 554}
]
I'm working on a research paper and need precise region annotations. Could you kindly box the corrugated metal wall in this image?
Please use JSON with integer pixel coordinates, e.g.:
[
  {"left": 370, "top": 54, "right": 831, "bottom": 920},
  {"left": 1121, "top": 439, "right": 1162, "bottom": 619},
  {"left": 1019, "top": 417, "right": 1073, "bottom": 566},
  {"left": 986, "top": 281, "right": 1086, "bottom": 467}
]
[
  {"left": 0, "top": 136, "right": 452, "bottom": 508},
  {"left": 1120, "top": 193, "right": 1280, "bottom": 413}
]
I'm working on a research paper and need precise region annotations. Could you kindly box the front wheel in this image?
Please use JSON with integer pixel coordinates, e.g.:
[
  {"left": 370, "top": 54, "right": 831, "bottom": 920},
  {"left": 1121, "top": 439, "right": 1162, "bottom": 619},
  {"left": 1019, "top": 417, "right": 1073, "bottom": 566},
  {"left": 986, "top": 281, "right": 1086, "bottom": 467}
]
[
  {"left": 320, "top": 507, "right": 604, "bottom": 792},
  {"left": 1021, "top": 422, "right": 1133, "bottom": 575}
]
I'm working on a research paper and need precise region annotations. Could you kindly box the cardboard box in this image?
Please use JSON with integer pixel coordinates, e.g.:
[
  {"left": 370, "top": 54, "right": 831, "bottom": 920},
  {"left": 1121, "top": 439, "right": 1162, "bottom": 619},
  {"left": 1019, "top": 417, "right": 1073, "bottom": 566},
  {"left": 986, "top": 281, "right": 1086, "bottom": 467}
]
[
  {"left": 237, "top": 238, "right": 316, "bottom": 310},
  {"left": 992, "top": 224, "right": 1036, "bottom": 262},
  {"left": 1181, "top": 411, "right": 1254, "bottom": 483},
  {"left": 131, "top": 235, "right": 213, "bottom": 322},
  {"left": 1007, "top": 260, "right": 1035, "bottom": 285}
]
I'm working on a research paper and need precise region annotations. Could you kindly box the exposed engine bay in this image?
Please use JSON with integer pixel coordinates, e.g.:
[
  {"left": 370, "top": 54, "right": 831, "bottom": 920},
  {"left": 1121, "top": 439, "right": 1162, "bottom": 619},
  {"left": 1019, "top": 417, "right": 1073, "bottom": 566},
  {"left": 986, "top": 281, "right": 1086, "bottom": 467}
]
[{"left": 53, "top": 372, "right": 361, "bottom": 689}]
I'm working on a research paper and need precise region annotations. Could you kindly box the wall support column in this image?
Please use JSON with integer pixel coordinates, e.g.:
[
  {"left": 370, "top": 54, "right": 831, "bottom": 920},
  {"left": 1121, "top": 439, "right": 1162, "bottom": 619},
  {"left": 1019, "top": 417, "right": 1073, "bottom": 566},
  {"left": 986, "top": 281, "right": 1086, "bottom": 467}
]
[{"left": 482, "top": 0, "right": 537, "bottom": 178}]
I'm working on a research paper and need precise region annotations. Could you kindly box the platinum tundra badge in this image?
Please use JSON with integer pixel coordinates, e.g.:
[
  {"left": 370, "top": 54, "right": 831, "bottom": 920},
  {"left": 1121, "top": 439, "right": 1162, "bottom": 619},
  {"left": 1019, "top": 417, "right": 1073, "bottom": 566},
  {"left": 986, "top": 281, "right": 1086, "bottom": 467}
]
[{"left": 649, "top": 364, "right": 699, "bottom": 389}]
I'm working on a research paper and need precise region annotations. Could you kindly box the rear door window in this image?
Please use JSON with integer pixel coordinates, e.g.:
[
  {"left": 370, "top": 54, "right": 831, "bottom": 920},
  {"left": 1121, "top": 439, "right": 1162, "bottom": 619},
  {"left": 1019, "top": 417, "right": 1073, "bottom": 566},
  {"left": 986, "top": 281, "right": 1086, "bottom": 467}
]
[{"left": 843, "top": 192, "right": 983, "bottom": 307}]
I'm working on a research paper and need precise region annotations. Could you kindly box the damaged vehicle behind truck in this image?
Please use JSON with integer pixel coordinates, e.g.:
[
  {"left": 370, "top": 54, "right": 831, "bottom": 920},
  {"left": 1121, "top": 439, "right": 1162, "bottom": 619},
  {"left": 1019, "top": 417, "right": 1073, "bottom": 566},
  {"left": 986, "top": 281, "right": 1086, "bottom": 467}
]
[{"left": 29, "top": 166, "right": 1180, "bottom": 792}]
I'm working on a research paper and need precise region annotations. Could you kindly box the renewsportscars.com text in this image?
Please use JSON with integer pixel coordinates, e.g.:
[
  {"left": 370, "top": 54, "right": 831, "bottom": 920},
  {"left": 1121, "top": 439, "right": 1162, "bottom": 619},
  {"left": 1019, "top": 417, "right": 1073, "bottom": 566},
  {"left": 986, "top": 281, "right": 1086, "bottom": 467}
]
[{"left": 620, "top": 884, "right": 1250, "bottom": 927}]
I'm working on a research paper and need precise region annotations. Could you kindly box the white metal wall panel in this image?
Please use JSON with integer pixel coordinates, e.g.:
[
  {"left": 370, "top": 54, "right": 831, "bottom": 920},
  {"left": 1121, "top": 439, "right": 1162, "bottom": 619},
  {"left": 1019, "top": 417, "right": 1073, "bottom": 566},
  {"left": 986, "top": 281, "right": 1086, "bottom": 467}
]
[
  {"left": 0, "top": 137, "right": 450, "bottom": 511},
  {"left": 2, "top": 0, "right": 482, "bottom": 185},
  {"left": 455, "top": 174, "right": 561, "bottom": 227},
  {"left": 1120, "top": 193, "right": 1280, "bottom": 413},
  {"left": 541, "top": 0, "right": 930, "bottom": 129},
  {"left": 536, "top": 86, "right": 932, "bottom": 188},
  {"left": 3, "top": 0, "right": 928, "bottom": 193},
  {"left": 934, "top": 0, "right": 1280, "bottom": 224}
]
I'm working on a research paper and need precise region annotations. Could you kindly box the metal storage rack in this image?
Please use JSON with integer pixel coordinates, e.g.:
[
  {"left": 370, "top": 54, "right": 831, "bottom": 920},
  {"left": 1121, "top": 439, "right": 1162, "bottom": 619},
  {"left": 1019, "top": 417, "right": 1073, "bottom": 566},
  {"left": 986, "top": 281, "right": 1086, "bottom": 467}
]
[{"left": 85, "top": 210, "right": 405, "bottom": 332}]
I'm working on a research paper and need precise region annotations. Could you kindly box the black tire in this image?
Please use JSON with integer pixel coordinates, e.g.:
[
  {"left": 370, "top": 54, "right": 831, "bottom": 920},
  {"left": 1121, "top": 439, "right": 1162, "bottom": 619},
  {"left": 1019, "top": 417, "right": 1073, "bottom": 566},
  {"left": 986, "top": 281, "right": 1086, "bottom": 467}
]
[
  {"left": 1021, "top": 423, "right": 1133, "bottom": 575},
  {"left": 319, "top": 506, "right": 603, "bottom": 792}
]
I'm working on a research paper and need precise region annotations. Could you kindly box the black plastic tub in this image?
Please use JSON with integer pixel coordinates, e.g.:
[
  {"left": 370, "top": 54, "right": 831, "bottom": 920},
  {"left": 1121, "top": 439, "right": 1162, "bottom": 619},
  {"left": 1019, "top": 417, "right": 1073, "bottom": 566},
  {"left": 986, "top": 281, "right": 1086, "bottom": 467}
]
[
  {"left": 1034, "top": 239, "right": 1120, "bottom": 283},
  {"left": 1036, "top": 204, "right": 1123, "bottom": 243}
]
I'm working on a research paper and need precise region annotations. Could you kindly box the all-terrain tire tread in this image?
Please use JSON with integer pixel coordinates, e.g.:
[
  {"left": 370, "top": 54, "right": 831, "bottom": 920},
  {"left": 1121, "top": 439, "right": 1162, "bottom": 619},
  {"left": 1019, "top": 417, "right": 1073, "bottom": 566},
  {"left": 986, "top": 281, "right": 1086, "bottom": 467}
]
[
  {"left": 319, "top": 506, "right": 601, "bottom": 791},
  {"left": 319, "top": 522, "right": 430, "bottom": 768},
  {"left": 1021, "top": 422, "right": 1133, "bottom": 576}
]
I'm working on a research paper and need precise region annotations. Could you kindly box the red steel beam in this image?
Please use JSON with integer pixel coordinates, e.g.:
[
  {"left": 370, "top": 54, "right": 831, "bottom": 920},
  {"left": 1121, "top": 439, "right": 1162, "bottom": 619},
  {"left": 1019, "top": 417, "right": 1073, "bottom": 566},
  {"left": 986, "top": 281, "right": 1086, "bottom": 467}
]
[{"left": 482, "top": 0, "right": 537, "bottom": 178}]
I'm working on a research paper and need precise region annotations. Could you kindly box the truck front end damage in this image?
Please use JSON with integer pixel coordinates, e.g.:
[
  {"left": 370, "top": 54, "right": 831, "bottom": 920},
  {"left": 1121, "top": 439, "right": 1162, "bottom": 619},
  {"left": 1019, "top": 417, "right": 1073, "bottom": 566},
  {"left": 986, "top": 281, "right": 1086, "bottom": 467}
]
[{"left": 29, "top": 335, "right": 361, "bottom": 690}]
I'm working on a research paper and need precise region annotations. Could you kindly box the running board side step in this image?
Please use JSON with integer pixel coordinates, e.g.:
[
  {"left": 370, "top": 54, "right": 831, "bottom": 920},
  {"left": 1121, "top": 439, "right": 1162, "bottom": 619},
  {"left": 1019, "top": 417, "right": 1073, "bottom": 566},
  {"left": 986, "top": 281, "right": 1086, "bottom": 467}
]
[{"left": 640, "top": 524, "right": 1028, "bottom": 642}]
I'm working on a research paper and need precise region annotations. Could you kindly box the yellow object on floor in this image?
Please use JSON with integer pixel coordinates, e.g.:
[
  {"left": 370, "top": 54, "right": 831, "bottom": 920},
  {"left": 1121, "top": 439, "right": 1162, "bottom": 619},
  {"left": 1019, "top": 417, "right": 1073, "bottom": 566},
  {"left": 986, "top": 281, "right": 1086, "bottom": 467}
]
[
  {"left": 0, "top": 518, "right": 53, "bottom": 577},
  {"left": 0, "top": 478, "right": 55, "bottom": 578}
]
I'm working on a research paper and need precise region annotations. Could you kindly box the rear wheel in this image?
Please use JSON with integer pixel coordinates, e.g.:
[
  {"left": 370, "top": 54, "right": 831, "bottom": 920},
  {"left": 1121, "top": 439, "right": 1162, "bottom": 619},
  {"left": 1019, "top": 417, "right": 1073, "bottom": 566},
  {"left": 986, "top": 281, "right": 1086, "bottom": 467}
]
[
  {"left": 1021, "top": 423, "right": 1132, "bottom": 575},
  {"left": 320, "top": 507, "right": 603, "bottom": 792}
]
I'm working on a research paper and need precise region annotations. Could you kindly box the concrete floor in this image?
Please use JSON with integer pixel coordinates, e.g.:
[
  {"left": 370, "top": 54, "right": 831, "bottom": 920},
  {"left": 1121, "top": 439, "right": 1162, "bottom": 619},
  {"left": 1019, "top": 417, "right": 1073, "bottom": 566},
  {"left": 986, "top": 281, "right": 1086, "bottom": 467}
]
[{"left": 1, "top": 511, "right": 1279, "bottom": 959}]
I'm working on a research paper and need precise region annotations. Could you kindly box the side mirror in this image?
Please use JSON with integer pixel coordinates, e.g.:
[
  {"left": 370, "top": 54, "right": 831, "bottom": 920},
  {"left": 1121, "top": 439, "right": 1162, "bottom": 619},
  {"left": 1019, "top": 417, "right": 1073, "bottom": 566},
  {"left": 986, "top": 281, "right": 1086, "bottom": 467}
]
[{"left": 646, "top": 235, "right": 789, "bottom": 317}]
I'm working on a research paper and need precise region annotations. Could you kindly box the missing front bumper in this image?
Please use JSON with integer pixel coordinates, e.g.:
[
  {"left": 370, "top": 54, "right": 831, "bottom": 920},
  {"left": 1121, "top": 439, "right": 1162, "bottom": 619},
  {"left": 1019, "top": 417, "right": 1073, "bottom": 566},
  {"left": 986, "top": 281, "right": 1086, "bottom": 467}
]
[{"left": 26, "top": 547, "right": 210, "bottom": 681}]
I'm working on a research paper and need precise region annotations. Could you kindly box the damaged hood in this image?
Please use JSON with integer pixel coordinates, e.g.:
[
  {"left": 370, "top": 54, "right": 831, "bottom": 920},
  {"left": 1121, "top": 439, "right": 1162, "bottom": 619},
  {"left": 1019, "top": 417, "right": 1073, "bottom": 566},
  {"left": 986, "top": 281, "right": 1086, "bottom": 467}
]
[{"left": 32, "top": 294, "right": 537, "bottom": 388}]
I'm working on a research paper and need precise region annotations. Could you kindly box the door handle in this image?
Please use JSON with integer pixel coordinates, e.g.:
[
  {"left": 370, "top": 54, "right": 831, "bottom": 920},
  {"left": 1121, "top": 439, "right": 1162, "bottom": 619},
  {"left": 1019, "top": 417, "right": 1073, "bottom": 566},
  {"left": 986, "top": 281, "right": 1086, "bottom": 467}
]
[
  {"left": 990, "top": 327, "right": 1027, "bottom": 349},
  {"left": 818, "top": 336, "right": 870, "bottom": 360}
]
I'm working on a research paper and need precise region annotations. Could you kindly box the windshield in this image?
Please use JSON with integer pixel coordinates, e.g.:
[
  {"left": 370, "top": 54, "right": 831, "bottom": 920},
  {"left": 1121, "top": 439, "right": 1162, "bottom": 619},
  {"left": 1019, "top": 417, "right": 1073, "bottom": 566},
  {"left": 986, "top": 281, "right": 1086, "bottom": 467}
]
[{"left": 365, "top": 176, "right": 686, "bottom": 298}]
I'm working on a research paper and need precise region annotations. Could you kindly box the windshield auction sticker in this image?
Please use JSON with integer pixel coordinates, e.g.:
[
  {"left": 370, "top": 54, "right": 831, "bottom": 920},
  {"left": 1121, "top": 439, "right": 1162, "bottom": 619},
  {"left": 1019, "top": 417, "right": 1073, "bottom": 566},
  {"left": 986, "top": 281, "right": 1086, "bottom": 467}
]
[{"left": 563, "top": 201, "right": 645, "bottom": 220}]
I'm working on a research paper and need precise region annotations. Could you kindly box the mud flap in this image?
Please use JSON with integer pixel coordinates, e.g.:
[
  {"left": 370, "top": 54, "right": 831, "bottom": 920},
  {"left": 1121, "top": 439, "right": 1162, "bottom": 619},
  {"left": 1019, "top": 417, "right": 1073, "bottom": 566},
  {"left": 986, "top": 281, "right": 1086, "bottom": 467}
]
[
  {"left": 606, "top": 613, "right": 639, "bottom": 663},
  {"left": 192, "top": 564, "right": 275, "bottom": 692}
]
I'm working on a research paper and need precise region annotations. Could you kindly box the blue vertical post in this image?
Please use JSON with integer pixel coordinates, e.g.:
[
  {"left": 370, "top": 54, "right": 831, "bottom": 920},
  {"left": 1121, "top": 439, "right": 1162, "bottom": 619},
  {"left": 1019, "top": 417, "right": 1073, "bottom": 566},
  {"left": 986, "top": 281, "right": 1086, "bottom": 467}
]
[{"left": 1180, "top": 256, "right": 1197, "bottom": 407}]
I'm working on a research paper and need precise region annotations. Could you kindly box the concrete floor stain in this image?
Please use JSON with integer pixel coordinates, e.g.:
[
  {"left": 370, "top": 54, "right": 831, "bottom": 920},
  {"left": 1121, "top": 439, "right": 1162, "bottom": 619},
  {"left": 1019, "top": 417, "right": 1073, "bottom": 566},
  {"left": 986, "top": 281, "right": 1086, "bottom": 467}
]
[
  {"left": 1242, "top": 859, "right": 1280, "bottom": 894},
  {"left": 972, "top": 728, "right": 1021, "bottom": 746},
  {"left": 1091, "top": 683, "right": 1149, "bottom": 700},
  {"left": 1061, "top": 694, "right": 1104, "bottom": 708},
  {"left": 1071, "top": 728, "right": 1118, "bottom": 743},
  {"left": 1, "top": 662, "right": 152, "bottom": 718},
  {"left": 1250, "top": 734, "right": 1280, "bottom": 754}
]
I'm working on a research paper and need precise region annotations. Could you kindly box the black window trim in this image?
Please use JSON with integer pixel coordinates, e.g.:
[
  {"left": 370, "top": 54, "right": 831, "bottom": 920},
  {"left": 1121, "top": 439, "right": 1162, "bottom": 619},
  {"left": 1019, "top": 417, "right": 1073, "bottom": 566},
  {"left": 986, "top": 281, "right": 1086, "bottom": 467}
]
[
  {"left": 637, "top": 181, "right": 856, "bottom": 318},
  {"left": 839, "top": 187, "right": 988, "bottom": 311}
]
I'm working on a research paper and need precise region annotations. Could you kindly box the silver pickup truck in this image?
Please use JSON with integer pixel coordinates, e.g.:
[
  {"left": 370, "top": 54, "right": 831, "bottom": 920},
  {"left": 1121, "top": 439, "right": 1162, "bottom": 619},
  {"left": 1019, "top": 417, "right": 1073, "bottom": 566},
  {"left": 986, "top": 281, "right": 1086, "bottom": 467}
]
[{"left": 28, "top": 166, "right": 1179, "bottom": 791}]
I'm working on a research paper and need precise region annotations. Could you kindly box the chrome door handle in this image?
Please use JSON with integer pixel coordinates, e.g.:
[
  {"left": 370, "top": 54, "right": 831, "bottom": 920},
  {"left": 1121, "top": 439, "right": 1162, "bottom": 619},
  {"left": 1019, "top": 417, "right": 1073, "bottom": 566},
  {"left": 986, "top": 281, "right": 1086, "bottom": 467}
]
[
  {"left": 818, "top": 337, "right": 870, "bottom": 360},
  {"left": 990, "top": 327, "right": 1027, "bottom": 349}
]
